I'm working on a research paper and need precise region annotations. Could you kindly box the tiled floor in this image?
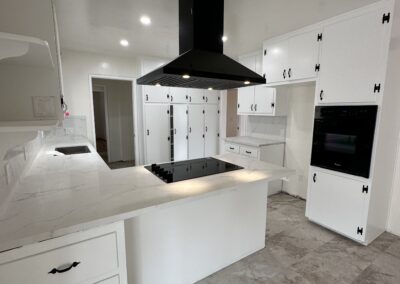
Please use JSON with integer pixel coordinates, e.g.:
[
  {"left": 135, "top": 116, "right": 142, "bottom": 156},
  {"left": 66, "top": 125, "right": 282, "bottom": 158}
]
[{"left": 198, "top": 193, "right": 400, "bottom": 284}]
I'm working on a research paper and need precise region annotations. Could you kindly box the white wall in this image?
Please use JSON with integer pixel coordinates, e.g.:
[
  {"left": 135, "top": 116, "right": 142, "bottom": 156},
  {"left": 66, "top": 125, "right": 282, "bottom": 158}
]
[
  {"left": 0, "top": 0, "right": 61, "bottom": 121},
  {"left": 61, "top": 49, "right": 139, "bottom": 144},
  {"left": 92, "top": 78, "right": 134, "bottom": 163},
  {"left": 386, "top": 0, "right": 400, "bottom": 236},
  {"left": 282, "top": 85, "right": 315, "bottom": 199}
]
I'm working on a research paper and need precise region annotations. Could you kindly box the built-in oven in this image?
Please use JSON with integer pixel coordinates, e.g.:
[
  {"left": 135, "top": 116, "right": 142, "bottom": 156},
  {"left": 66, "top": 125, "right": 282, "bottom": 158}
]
[{"left": 311, "top": 105, "right": 378, "bottom": 178}]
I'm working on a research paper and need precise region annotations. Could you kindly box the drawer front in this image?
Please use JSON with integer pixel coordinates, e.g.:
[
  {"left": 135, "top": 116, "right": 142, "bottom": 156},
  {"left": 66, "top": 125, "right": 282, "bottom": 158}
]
[
  {"left": 0, "top": 233, "right": 119, "bottom": 284},
  {"left": 239, "top": 146, "right": 259, "bottom": 159},
  {"left": 96, "top": 275, "right": 120, "bottom": 284},
  {"left": 225, "top": 143, "right": 239, "bottom": 154}
]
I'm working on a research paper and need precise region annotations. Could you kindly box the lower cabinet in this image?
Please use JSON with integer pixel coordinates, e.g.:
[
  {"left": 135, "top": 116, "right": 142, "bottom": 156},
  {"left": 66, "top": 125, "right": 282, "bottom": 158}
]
[
  {"left": 0, "top": 222, "right": 127, "bottom": 284},
  {"left": 188, "top": 104, "right": 205, "bottom": 159},
  {"left": 144, "top": 104, "right": 171, "bottom": 164},
  {"left": 204, "top": 105, "right": 219, "bottom": 157},
  {"left": 306, "top": 167, "right": 370, "bottom": 242}
]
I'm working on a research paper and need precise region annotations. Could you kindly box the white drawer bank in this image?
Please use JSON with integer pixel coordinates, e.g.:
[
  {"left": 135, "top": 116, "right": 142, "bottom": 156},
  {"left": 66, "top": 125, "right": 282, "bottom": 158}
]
[
  {"left": 224, "top": 136, "right": 285, "bottom": 195},
  {"left": 0, "top": 222, "right": 127, "bottom": 284}
]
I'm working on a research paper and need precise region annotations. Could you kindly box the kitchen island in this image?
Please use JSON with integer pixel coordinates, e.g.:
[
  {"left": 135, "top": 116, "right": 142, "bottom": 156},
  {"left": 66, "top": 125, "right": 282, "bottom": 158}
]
[{"left": 0, "top": 134, "right": 294, "bottom": 284}]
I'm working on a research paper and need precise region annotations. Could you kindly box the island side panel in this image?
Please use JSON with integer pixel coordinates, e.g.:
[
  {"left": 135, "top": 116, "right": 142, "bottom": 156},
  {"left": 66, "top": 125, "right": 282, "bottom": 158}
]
[{"left": 124, "top": 180, "right": 269, "bottom": 284}]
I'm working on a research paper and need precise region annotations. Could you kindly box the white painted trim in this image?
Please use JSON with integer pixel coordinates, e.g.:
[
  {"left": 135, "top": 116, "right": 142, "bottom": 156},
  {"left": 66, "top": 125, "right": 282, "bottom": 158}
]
[{"left": 89, "top": 74, "right": 138, "bottom": 165}]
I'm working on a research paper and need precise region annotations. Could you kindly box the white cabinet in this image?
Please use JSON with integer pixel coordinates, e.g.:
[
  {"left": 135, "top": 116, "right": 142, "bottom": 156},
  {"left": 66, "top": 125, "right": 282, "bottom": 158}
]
[
  {"left": 143, "top": 86, "right": 170, "bottom": 103},
  {"left": 169, "top": 87, "right": 188, "bottom": 104},
  {"left": 317, "top": 8, "right": 390, "bottom": 104},
  {"left": 144, "top": 104, "right": 170, "bottom": 164},
  {"left": 0, "top": 222, "right": 127, "bottom": 284},
  {"left": 205, "top": 90, "right": 220, "bottom": 104},
  {"left": 188, "top": 105, "right": 204, "bottom": 159},
  {"left": 263, "top": 29, "right": 320, "bottom": 84},
  {"left": 238, "top": 86, "right": 288, "bottom": 116},
  {"left": 187, "top": 88, "right": 204, "bottom": 104},
  {"left": 172, "top": 105, "right": 188, "bottom": 161},
  {"left": 306, "top": 168, "right": 370, "bottom": 242},
  {"left": 204, "top": 105, "right": 219, "bottom": 157}
]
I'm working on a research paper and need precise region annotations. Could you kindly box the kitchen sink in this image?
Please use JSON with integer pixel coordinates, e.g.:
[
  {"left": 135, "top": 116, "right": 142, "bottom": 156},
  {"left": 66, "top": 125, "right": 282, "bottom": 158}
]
[{"left": 54, "top": 145, "right": 91, "bottom": 155}]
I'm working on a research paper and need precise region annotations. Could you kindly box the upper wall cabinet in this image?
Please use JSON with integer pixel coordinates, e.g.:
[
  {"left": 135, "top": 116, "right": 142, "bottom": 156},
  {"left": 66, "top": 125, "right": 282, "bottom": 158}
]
[
  {"left": 143, "top": 85, "right": 170, "bottom": 103},
  {"left": 317, "top": 7, "right": 392, "bottom": 104},
  {"left": 263, "top": 29, "right": 321, "bottom": 85}
]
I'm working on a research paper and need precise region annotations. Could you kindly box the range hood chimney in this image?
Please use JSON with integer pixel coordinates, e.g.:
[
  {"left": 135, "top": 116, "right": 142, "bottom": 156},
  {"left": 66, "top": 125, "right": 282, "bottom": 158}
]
[{"left": 137, "top": 0, "right": 266, "bottom": 90}]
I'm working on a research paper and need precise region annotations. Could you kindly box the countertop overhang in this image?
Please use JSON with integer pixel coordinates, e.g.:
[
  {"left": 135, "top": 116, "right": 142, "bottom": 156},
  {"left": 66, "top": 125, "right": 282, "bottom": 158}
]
[{"left": 0, "top": 136, "right": 294, "bottom": 252}]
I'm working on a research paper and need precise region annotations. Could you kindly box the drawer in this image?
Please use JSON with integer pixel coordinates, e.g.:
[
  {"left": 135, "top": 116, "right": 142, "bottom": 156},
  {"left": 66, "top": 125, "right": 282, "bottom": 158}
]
[
  {"left": 0, "top": 232, "right": 119, "bottom": 284},
  {"left": 225, "top": 143, "right": 239, "bottom": 154},
  {"left": 239, "top": 146, "right": 259, "bottom": 159}
]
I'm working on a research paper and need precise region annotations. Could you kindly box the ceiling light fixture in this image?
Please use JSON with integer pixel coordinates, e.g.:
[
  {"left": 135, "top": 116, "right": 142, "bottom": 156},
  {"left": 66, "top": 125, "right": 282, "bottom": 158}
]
[
  {"left": 120, "top": 39, "right": 129, "bottom": 47},
  {"left": 155, "top": 83, "right": 161, "bottom": 87},
  {"left": 244, "top": 81, "right": 250, "bottom": 85},
  {"left": 140, "top": 15, "right": 151, "bottom": 26},
  {"left": 222, "top": 35, "right": 228, "bottom": 42},
  {"left": 182, "top": 74, "right": 190, "bottom": 79},
  {"left": 208, "top": 87, "right": 213, "bottom": 90}
]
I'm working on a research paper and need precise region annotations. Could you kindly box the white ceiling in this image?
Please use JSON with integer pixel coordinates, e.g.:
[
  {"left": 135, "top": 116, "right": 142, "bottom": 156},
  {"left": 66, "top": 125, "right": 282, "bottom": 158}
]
[{"left": 55, "top": 0, "right": 379, "bottom": 59}]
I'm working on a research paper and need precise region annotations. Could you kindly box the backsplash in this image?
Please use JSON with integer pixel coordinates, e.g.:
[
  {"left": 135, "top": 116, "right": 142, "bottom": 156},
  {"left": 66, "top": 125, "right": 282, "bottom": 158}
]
[{"left": 245, "top": 116, "right": 287, "bottom": 140}]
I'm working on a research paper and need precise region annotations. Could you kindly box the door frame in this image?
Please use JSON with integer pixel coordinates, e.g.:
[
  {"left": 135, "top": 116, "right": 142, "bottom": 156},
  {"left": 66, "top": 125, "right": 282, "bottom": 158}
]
[
  {"left": 89, "top": 74, "right": 138, "bottom": 165},
  {"left": 92, "top": 84, "right": 111, "bottom": 162}
]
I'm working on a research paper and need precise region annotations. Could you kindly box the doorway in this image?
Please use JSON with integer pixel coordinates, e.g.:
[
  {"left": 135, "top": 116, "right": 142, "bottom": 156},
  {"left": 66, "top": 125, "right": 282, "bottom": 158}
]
[{"left": 91, "top": 78, "right": 135, "bottom": 169}]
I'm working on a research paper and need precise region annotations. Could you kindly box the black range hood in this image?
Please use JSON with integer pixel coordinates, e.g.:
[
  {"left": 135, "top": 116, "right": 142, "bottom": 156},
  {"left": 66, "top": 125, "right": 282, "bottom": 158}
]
[{"left": 137, "top": 0, "right": 266, "bottom": 90}]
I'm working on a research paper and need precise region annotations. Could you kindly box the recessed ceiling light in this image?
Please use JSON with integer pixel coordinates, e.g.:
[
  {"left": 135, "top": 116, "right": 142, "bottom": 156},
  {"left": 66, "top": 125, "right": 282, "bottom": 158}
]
[
  {"left": 155, "top": 83, "right": 161, "bottom": 87},
  {"left": 208, "top": 87, "right": 213, "bottom": 90},
  {"left": 140, "top": 15, "right": 151, "bottom": 26},
  {"left": 101, "top": 62, "right": 109, "bottom": 69},
  {"left": 120, "top": 39, "right": 129, "bottom": 47},
  {"left": 222, "top": 35, "right": 228, "bottom": 42},
  {"left": 182, "top": 74, "right": 190, "bottom": 79},
  {"left": 244, "top": 81, "right": 250, "bottom": 85}
]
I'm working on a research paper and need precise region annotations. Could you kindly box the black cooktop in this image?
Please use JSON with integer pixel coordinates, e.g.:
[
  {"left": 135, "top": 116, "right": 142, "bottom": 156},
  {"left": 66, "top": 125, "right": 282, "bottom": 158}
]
[{"left": 145, "top": 157, "right": 243, "bottom": 183}]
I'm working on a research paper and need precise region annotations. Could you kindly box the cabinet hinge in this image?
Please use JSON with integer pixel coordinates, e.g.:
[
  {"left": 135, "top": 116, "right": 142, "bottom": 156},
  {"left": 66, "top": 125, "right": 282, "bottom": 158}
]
[
  {"left": 362, "top": 185, "right": 369, "bottom": 194},
  {"left": 374, "top": 83, "right": 381, "bottom": 93},
  {"left": 357, "top": 227, "right": 364, "bottom": 236},
  {"left": 382, "top": 13, "right": 391, "bottom": 24},
  {"left": 317, "top": 33, "right": 323, "bottom": 41},
  {"left": 315, "top": 64, "right": 320, "bottom": 72}
]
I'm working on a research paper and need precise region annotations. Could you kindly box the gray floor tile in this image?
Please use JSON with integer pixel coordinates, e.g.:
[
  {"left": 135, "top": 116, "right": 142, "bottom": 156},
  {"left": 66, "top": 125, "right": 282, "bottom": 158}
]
[{"left": 386, "top": 239, "right": 400, "bottom": 259}]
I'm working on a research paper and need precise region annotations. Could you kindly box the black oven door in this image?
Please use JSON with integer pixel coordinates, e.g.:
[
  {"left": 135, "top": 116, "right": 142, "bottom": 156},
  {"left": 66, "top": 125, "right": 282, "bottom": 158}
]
[{"left": 311, "top": 106, "right": 378, "bottom": 178}]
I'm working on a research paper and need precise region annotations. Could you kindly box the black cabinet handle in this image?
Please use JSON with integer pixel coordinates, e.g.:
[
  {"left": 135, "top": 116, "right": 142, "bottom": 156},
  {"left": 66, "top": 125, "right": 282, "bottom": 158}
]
[
  {"left": 203, "top": 96, "right": 205, "bottom": 100},
  {"left": 167, "top": 94, "right": 170, "bottom": 99},
  {"left": 206, "top": 97, "right": 208, "bottom": 103},
  {"left": 146, "top": 94, "right": 149, "bottom": 101},
  {"left": 251, "top": 104, "right": 254, "bottom": 111},
  {"left": 254, "top": 104, "right": 257, "bottom": 111},
  {"left": 205, "top": 126, "right": 208, "bottom": 132},
  {"left": 271, "top": 102, "right": 275, "bottom": 108},
  {"left": 49, "top": 262, "right": 80, "bottom": 274},
  {"left": 168, "top": 136, "right": 170, "bottom": 141},
  {"left": 189, "top": 96, "right": 192, "bottom": 102},
  {"left": 189, "top": 127, "right": 192, "bottom": 133},
  {"left": 319, "top": 90, "right": 324, "bottom": 101},
  {"left": 171, "top": 95, "right": 173, "bottom": 102},
  {"left": 174, "top": 129, "right": 177, "bottom": 135},
  {"left": 238, "top": 103, "right": 240, "bottom": 109},
  {"left": 288, "top": 68, "right": 292, "bottom": 78},
  {"left": 245, "top": 151, "right": 252, "bottom": 154},
  {"left": 147, "top": 130, "right": 150, "bottom": 135},
  {"left": 313, "top": 173, "right": 317, "bottom": 183},
  {"left": 229, "top": 147, "right": 234, "bottom": 150},
  {"left": 283, "top": 69, "right": 286, "bottom": 79}
]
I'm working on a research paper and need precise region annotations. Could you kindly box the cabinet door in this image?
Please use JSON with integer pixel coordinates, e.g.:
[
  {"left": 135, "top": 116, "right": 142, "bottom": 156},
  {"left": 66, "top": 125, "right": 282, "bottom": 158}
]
[
  {"left": 263, "top": 39, "right": 289, "bottom": 84},
  {"left": 254, "top": 86, "right": 275, "bottom": 115},
  {"left": 144, "top": 104, "right": 170, "bottom": 164},
  {"left": 169, "top": 87, "right": 188, "bottom": 104},
  {"left": 237, "top": 86, "right": 255, "bottom": 114},
  {"left": 306, "top": 169, "right": 369, "bottom": 241},
  {"left": 143, "top": 86, "right": 170, "bottom": 103},
  {"left": 188, "top": 105, "right": 204, "bottom": 159},
  {"left": 172, "top": 105, "right": 188, "bottom": 161},
  {"left": 204, "top": 105, "right": 219, "bottom": 157},
  {"left": 205, "top": 90, "right": 220, "bottom": 104},
  {"left": 288, "top": 29, "right": 320, "bottom": 81},
  {"left": 188, "top": 88, "right": 205, "bottom": 104},
  {"left": 318, "top": 9, "right": 389, "bottom": 103}
]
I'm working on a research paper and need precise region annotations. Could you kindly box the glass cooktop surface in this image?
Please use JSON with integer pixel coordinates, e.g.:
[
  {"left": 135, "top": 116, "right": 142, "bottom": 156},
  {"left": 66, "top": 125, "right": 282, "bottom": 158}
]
[{"left": 144, "top": 157, "right": 243, "bottom": 183}]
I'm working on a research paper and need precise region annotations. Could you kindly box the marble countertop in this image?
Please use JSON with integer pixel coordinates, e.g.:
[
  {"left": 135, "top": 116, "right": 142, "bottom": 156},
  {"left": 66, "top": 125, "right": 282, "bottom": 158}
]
[
  {"left": 225, "top": 136, "right": 285, "bottom": 147},
  {"left": 0, "top": 135, "right": 294, "bottom": 252}
]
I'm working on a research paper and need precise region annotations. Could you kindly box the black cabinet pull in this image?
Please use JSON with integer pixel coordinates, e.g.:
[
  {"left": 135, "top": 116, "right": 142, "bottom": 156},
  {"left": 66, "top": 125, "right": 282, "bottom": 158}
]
[
  {"left": 48, "top": 262, "right": 80, "bottom": 274},
  {"left": 147, "top": 130, "right": 150, "bottom": 135},
  {"left": 206, "top": 97, "right": 208, "bottom": 103},
  {"left": 174, "top": 129, "right": 177, "bottom": 135},
  {"left": 189, "top": 127, "right": 192, "bottom": 133},
  {"left": 271, "top": 102, "right": 275, "bottom": 108},
  {"left": 313, "top": 173, "right": 317, "bottom": 183},
  {"left": 288, "top": 68, "right": 292, "bottom": 78},
  {"left": 171, "top": 95, "right": 173, "bottom": 102},
  {"left": 167, "top": 94, "right": 170, "bottom": 99},
  {"left": 254, "top": 104, "right": 257, "bottom": 111},
  {"left": 205, "top": 126, "right": 208, "bottom": 132},
  {"left": 146, "top": 94, "right": 149, "bottom": 101},
  {"left": 319, "top": 90, "right": 324, "bottom": 101},
  {"left": 168, "top": 136, "right": 170, "bottom": 141},
  {"left": 283, "top": 69, "right": 286, "bottom": 79},
  {"left": 245, "top": 151, "right": 252, "bottom": 154},
  {"left": 229, "top": 147, "right": 234, "bottom": 150},
  {"left": 203, "top": 96, "right": 205, "bottom": 100},
  {"left": 237, "top": 103, "right": 240, "bottom": 109},
  {"left": 189, "top": 96, "right": 192, "bottom": 102},
  {"left": 251, "top": 104, "right": 254, "bottom": 111}
]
